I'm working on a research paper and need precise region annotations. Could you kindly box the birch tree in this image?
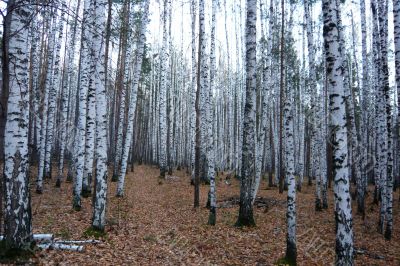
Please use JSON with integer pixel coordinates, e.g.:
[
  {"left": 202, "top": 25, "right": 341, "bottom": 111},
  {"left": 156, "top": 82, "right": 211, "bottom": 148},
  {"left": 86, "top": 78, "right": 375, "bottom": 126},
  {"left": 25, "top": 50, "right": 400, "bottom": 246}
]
[
  {"left": 194, "top": 0, "right": 205, "bottom": 208},
  {"left": 56, "top": 0, "right": 81, "bottom": 188},
  {"left": 252, "top": 0, "right": 269, "bottom": 203},
  {"left": 36, "top": 7, "right": 57, "bottom": 193},
  {"left": 322, "top": 0, "right": 354, "bottom": 263},
  {"left": 190, "top": 0, "right": 197, "bottom": 183},
  {"left": 236, "top": 0, "right": 256, "bottom": 227},
  {"left": 112, "top": 0, "right": 130, "bottom": 182},
  {"left": 159, "top": 0, "right": 170, "bottom": 179},
  {"left": 358, "top": 0, "right": 368, "bottom": 216},
  {"left": 82, "top": 45, "right": 97, "bottom": 197},
  {"left": 2, "top": 0, "right": 33, "bottom": 250},
  {"left": 284, "top": 63, "right": 297, "bottom": 266},
  {"left": 44, "top": 4, "right": 65, "bottom": 181},
  {"left": 73, "top": 0, "right": 93, "bottom": 210},
  {"left": 92, "top": 0, "right": 108, "bottom": 231},
  {"left": 376, "top": 0, "right": 393, "bottom": 240},
  {"left": 207, "top": 0, "right": 217, "bottom": 225},
  {"left": 116, "top": 0, "right": 150, "bottom": 197},
  {"left": 395, "top": 0, "right": 400, "bottom": 173}
]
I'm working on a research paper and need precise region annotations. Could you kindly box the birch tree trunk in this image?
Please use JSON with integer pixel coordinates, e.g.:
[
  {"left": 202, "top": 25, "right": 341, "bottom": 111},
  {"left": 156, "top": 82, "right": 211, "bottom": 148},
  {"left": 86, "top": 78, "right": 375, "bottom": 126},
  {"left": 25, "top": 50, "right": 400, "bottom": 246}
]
[
  {"left": 91, "top": 0, "right": 108, "bottom": 231},
  {"left": 36, "top": 7, "right": 57, "bottom": 193},
  {"left": 167, "top": 2, "right": 174, "bottom": 175},
  {"left": 44, "top": 5, "right": 65, "bottom": 180},
  {"left": 116, "top": 0, "right": 150, "bottom": 197},
  {"left": 236, "top": 0, "right": 256, "bottom": 227},
  {"left": 194, "top": 0, "right": 205, "bottom": 207},
  {"left": 73, "top": 0, "right": 93, "bottom": 210},
  {"left": 251, "top": 0, "right": 268, "bottom": 203},
  {"left": 322, "top": 0, "right": 354, "bottom": 264},
  {"left": 358, "top": 0, "right": 368, "bottom": 216},
  {"left": 304, "top": 0, "right": 324, "bottom": 210},
  {"left": 207, "top": 0, "right": 217, "bottom": 225},
  {"left": 394, "top": 0, "right": 400, "bottom": 225},
  {"left": 284, "top": 75, "right": 297, "bottom": 266},
  {"left": 159, "top": 0, "right": 170, "bottom": 179},
  {"left": 29, "top": 13, "right": 41, "bottom": 156},
  {"left": 3, "top": 0, "right": 33, "bottom": 250},
  {"left": 112, "top": 0, "right": 130, "bottom": 182},
  {"left": 57, "top": 0, "right": 81, "bottom": 188},
  {"left": 83, "top": 6, "right": 101, "bottom": 195},
  {"left": 190, "top": 0, "right": 197, "bottom": 183},
  {"left": 377, "top": 0, "right": 393, "bottom": 240}
]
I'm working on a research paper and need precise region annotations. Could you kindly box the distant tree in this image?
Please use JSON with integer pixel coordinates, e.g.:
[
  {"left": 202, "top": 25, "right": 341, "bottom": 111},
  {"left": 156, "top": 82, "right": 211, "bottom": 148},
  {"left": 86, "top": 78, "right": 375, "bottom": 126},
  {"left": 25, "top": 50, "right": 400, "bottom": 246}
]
[
  {"left": 194, "top": 0, "right": 205, "bottom": 208},
  {"left": 159, "top": 0, "right": 170, "bottom": 179},
  {"left": 207, "top": 0, "right": 217, "bottom": 225},
  {"left": 116, "top": 0, "right": 150, "bottom": 197}
]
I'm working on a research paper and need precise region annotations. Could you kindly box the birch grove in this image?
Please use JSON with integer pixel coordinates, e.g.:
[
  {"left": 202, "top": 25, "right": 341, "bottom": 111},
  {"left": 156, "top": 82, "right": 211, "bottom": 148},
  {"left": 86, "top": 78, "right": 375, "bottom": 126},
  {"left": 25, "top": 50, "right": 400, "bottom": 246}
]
[{"left": 1, "top": 0, "right": 399, "bottom": 264}]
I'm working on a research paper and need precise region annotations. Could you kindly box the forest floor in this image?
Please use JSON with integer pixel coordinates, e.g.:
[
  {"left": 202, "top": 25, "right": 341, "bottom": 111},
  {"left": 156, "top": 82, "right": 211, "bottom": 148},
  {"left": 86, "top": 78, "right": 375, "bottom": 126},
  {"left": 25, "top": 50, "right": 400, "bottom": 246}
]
[{"left": 9, "top": 165, "right": 400, "bottom": 265}]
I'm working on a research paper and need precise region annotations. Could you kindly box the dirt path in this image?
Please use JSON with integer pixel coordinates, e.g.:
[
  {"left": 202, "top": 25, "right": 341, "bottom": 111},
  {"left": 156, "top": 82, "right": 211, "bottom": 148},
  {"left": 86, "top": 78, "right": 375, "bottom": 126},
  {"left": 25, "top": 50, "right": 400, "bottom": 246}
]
[{"left": 27, "top": 165, "right": 400, "bottom": 265}]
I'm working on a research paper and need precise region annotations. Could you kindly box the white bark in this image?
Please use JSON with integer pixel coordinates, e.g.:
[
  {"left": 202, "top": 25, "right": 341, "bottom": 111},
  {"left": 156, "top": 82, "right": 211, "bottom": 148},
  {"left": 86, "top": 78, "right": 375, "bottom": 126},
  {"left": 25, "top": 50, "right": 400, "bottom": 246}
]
[
  {"left": 3, "top": 0, "right": 33, "bottom": 249},
  {"left": 322, "top": 0, "right": 354, "bottom": 263},
  {"left": 376, "top": 0, "right": 393, "bottom": 240},
  {"left": 37, "top": 243, "right": 84, "bottom": 252},
  {"left": 252, "top": 0, "right": 268, "bottom": 203},
  {"left": 113, "top": 3, "right": 131, "bottom": 181},
  {"left": 83, "top": 14, "right": 98, "bottom": 195},
  {"left": 391, "top": 0, "right": 400, "bottom": 241},
  {"left": 207, "top": 0, "right": 217, "bottom": 225},
  {"left": 44, "top": 5, "right": 65, "bottom": 180},
  {"left": 190, "top": 0, "right": 197, "bottom": 181},
  {"left": 284, "top": 78, "right": 297, "bottom": 264},
  {"left": 73, "top": 0, "right": 93, "bottom": 210},
  {"left": 359, "top": 0, "right": 369, "bottom": 214},
  {"left": 30, "top": 15, "right": 41, "bottom": 150},
  {"left": 236, "top": 0, "right": 256, "bottom": 227},
  {"left": 57, "top": 0, "right": 80, "bottom": 186},
  {"left": 116, "top": 0, "right": 150, "bottom": 197},
  {"left": 158, "top": 0, "right": 170, "bottom": 178},
  {"left": 92, "top": 0, "right": 109, "bottom": 231},
  {"left": 36, "top": 7, "right": 57, "bottom": 193}
]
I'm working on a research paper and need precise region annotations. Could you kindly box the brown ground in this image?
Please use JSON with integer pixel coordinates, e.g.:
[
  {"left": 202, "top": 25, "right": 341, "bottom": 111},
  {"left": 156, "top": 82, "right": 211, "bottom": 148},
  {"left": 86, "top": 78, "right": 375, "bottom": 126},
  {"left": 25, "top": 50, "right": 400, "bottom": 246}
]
[{"left": 19, "top": 165, "right": 400, "bottom": 265}]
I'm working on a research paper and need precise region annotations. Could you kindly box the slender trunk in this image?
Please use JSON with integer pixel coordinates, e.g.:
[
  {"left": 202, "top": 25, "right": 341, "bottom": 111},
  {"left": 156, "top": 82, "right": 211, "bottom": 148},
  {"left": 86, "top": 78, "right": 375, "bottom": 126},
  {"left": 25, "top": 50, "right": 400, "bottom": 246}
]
[
  {"left": 207, "top": 0, "right": 217, "bottom": 225},
  {"left": 36, "top": 8, "right": 57, "bottom": 193},
  {"left": 159, "top": 0, "right": 170, "bottom": 178},
  {"left": 377, "top": 0, "right": 393, "bottom": 240},
  {"left": 194, "top": 0, "right": 205, "bottom": 207},
  {"left": 57, "top": 0, "right": 81, "bottom": 188},
  {"left": 190, "top": 0, "right": 197, "bottom": 184},
  {"left": 116, "top": 0, "right": 150, "bottom": 197},
  {"left": 44, "top": 5, "right": 65, "bottom": 180},
  {"left": 278, "top": 0, "right": 285, "bottom": 194},
  {"left": 236, "top": 0, "right": 256, "bottom": 227},
  {"left": 252, "top": 0, "right": 269, "bottom": 203},
  {"left": 73, "top": 0, "right": 92, "bottom": 210},
  {"left": 92, "top": 0, "right": 109, "bottom": 231}
]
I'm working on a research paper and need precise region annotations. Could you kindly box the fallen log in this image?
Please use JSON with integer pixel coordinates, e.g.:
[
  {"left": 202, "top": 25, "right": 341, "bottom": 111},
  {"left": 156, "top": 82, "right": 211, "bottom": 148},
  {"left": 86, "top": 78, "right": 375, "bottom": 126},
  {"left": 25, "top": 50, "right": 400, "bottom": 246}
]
[
  {"left": 54, "top": 239, "right": 100, "bottom": 245},
  {"left": 37, "top": 243, "right": 84, "bottom": 252},
  {"left": 0, "top": 234, "right": 53, "bottom": 242},
  {"left": 33, "top": 234, "right": 54, "bottom": 242},
  {"left": 0, "top": 234, "right": 100, "bottom": 252}
]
